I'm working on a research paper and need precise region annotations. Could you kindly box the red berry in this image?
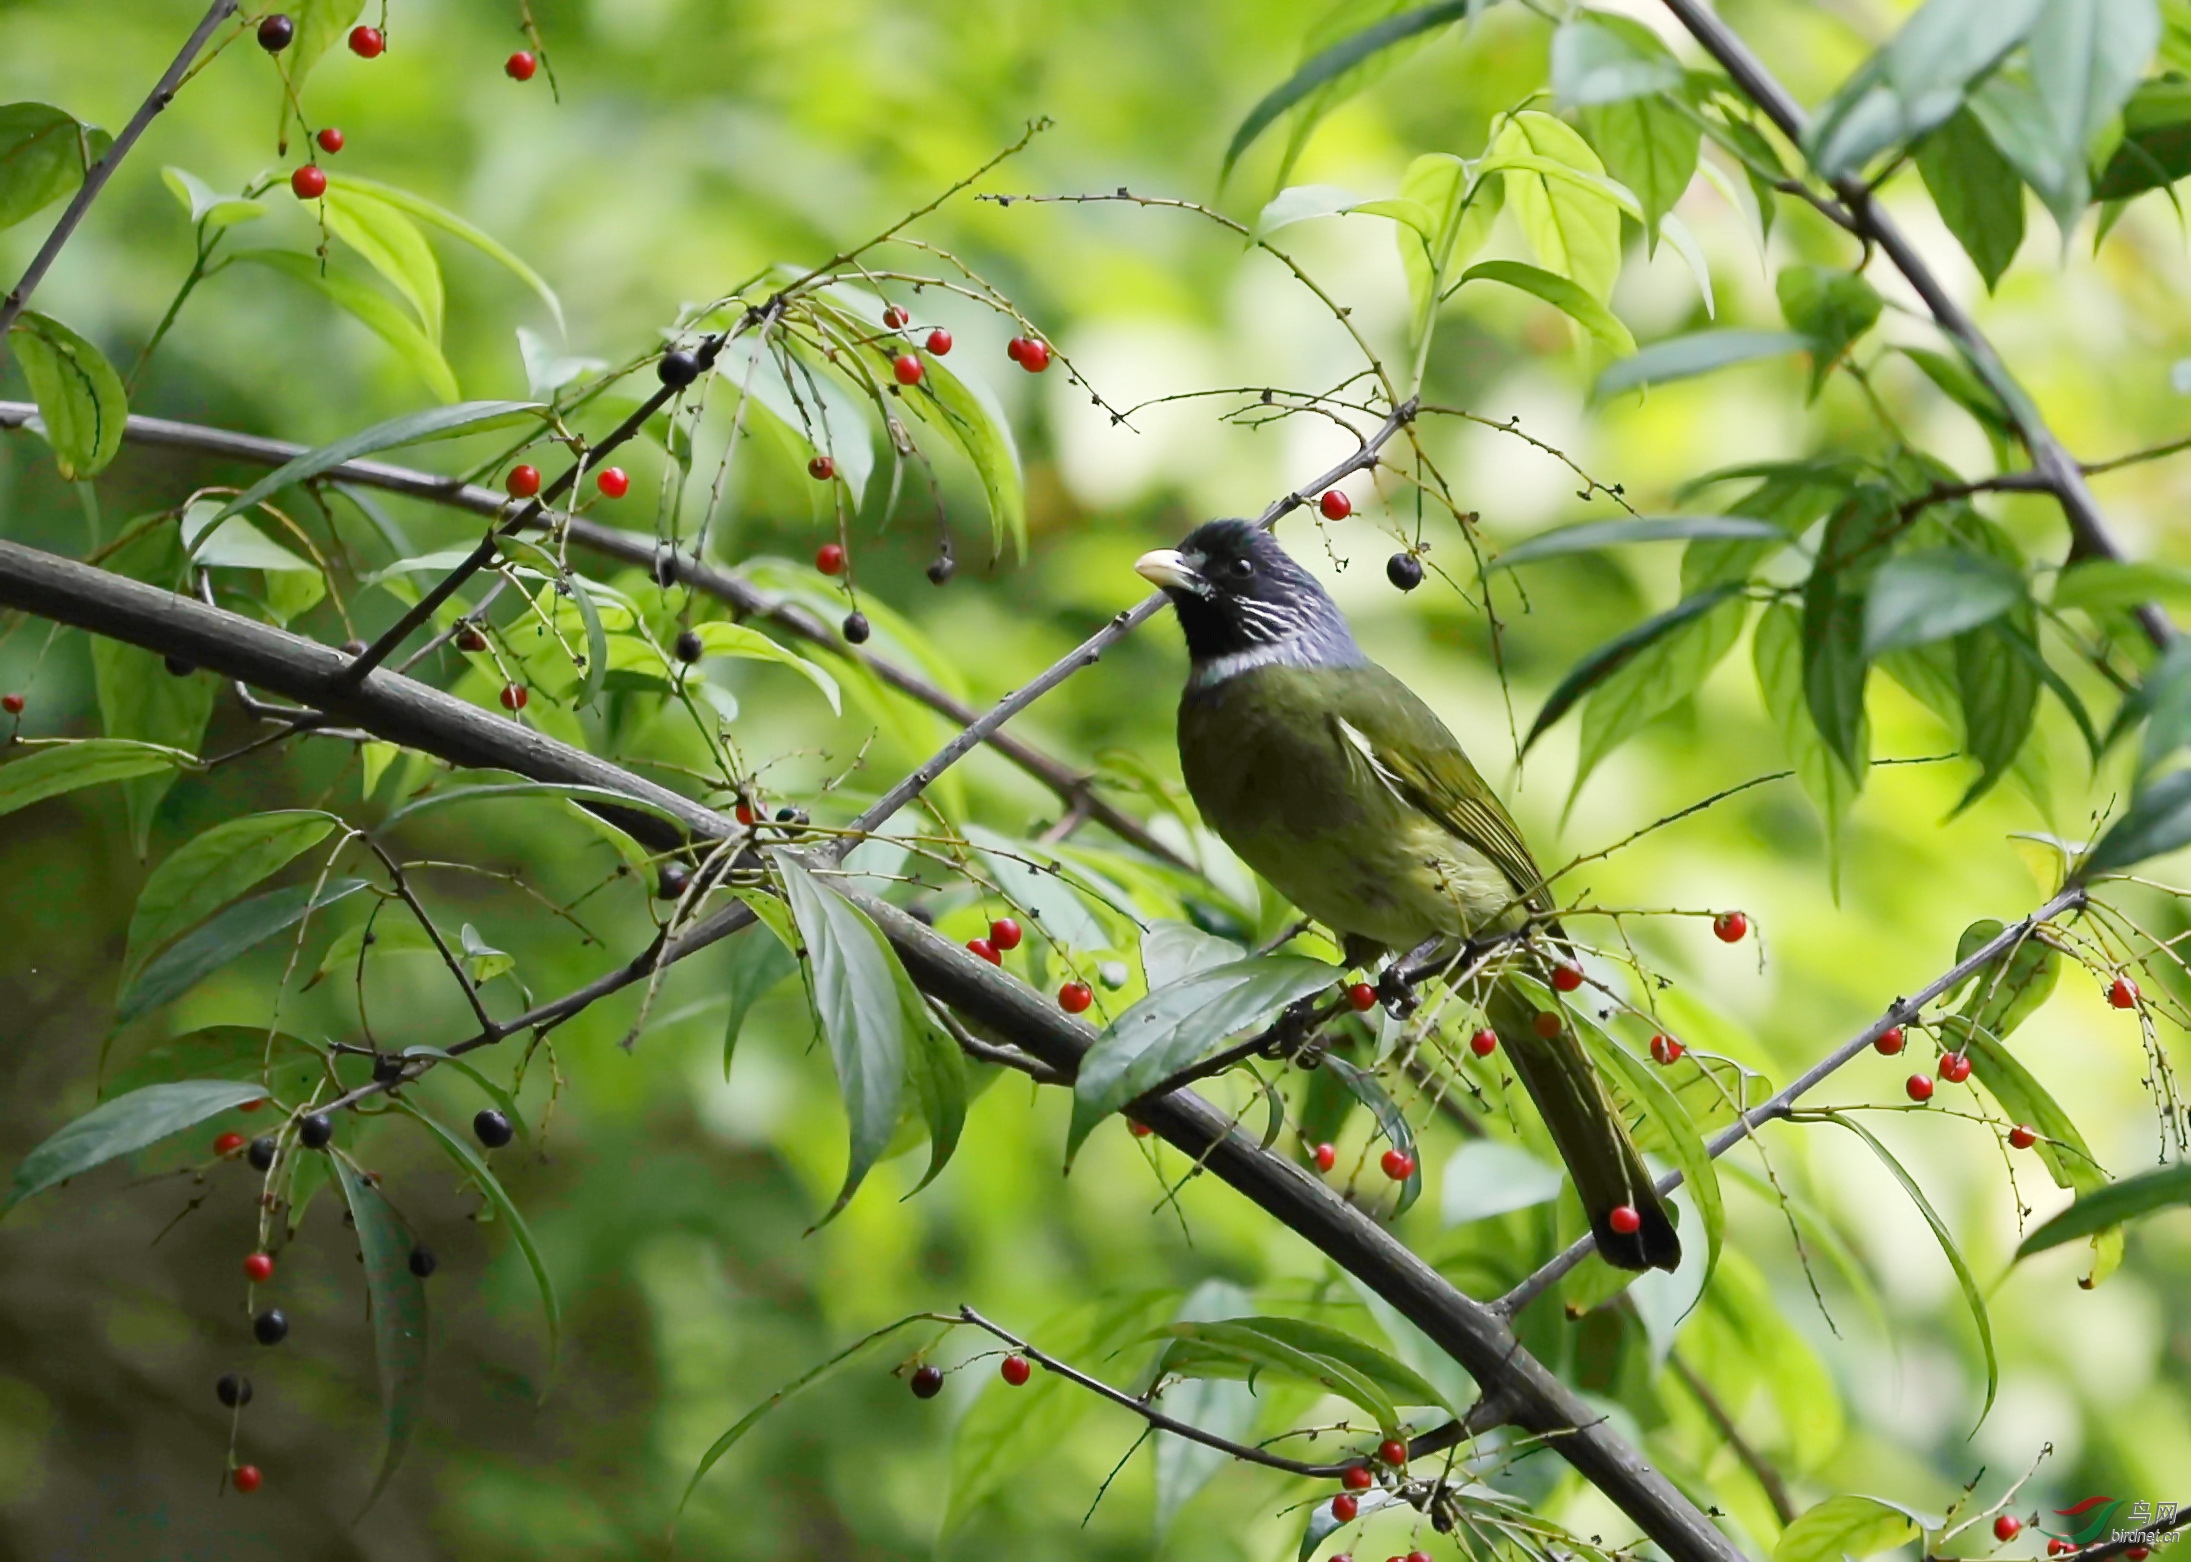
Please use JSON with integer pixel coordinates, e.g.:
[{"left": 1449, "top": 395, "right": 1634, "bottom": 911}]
[
  {"left": 1650, "top": 1034, "right": 1685, "bottom": 1065},
  {"left": 1377, "top": 1438, "right": 1407, "bottom": 1466},
  {"left": 1608, "top": 1204, "right": 1642, "bottom": 1235},
  {"left": 2129, "top": 1550, "right": 2150, "bottom": 1560},
  {"left": 2008, "top": 1124, "right": 2037, "bottom": 1149},
  {"left": 999, "top": 1353, "right": 1031, "bottom": 1386},
  {"left": 882, "top": 305, "right": 910, "bottom": 330},
  {"left": 2110, "top": 975, "right": 2139, "bottom": 1009},
  {"left": 815, "top": 542, "right": 846, "bottom": 575},
  {"left": 1006, "top": 336, "right": 1029, "bottom": 363},
  {"left": 1318, "top": 489, "right": 1352, "bottom": 521},
  {"left": 926, "top": 328, "right": 953, "bottom": 355},
  {"left": 506, "top": 464, "right": 541, "bottom": 498},
  {"left": 1379, "top": 1148, "right": 1415, "bottom": 1181},
  {"left": 316, "top": 126, "right": 344, "bottom": 154},
  {"left": 505, "top": 50, "right": 537, "bottom": 81},
  {"left": 1312, "top": 1142, "right": 1337, "bottom": 1172},
  {"left": 892, "top": 353, "right": 924, "bottom": 386},
  {"left": 1331, "top": 1494, "right": 1359, "bottom": 1524},
  {"left": 1996, "top": 1516, "right": 2023, "bottom": 1543},
  {"left": 1713, "top": 911, "right": 1748, "bottom": 943},
  {"left": 735, "top": 802, "right": 756, "bottom": 826},
  {"left": 290, "top": 164, "right": 326, "bottom": 199},
  {"left": 232, "top": 1464, "right": 262, "bottom": 1493},
  {"left": 988, "top": 917, "right": 1023, "bottom": 951},
  {"left": 1551, "top": 964, "right": 1583, "bottom": 992},
  {"left": 1128, "top": 1120, "right": 1153, "bottom": 1137},
  {"left": 1347, "top": 982, "right": 1378, "bottom": 1012},
  {"left": 807, "top": 454, "right": 836, "bottom": 481},
  {"left": 2050, "top": 1541, "right": 2074, "bottom": 1556},
  {"left": 0, "top": 693, "right": 21, "bottom": 714},
  {"left": 238, "top": 1098, "right": 264, "bottom": 1113},
  {"left": 1058, "top": 981, "right": 1093, "bottom": 1014},
  {"left": 967, "top": 937, "right": 1001, "bottom": 966},
  {"left": 499, "top": 683, "right": 527, "bottom": 711},
  {"left": 1341, "top": 1464, "right": 1374, "bottom": 1492},
  {"left": 1532, "top": 1010, "right": 1562, "bottom": 1039},
  {"left": 1875, "top": 1025, "right": 1906, "bottom": 1055},
  {"left": 596, "top": 466, "right": 629, "bottom": 498},
  {"left": 1469, "top": 1028, "right": 1497, "bottom": 1057},
  {"left": 348, "top": 25, "right": 384, "bottom": 57},
  {"left": 1907, "top": 1073, "right": 1935, "bottom": 1102},
  {"left": 1408, "top": 1553, "right": 1434, "bottom": 1562},
  {"left": 214, "top": 1132, "right": 246, "bottom": 1157},
  {"left": 244, "top": 1253, "right": 274, "bottom": 1282},
  {"left": 1940, "top": 1051, "right": 1973, "bottom": 1083},
  {"left": 1018, "top": 339, "right": 1051, "bottom": 372}
]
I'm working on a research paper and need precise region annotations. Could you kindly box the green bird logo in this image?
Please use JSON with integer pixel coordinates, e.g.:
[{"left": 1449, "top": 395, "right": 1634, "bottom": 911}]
[{"left": 2054, "top": 1497, "right": 2127, "bottom": 1545}]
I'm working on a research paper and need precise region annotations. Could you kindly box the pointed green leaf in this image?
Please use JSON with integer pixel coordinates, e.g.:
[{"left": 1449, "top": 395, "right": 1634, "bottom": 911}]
[
  {"left": 1524, "top": 584, "right": 1742, "bottom": 751},
  {"left": 160, "top": 166, "right": 266, "bottom": 230},
  {"left": 1776, "top": 1494, "right": 1937, "bottom": 1562},
  {"left": 1493, "top": 515, "right": 1784, "bottom": 571},
  {"left": 1915, "top": 109, "right": 2026, "bottom": 290},
  {"left": 1489, "top": 112, "right": 1623, "bottom": 302},
  {"left": 1551, "top": 14, "right": 1682, "bottom": 107},
  {"left": 328, "top": 1153, "right": 428, "bottom": 1511},
  {"left": 1458, "top": 259, "right": 1635, "bottom": 357},
  {"left": 101, "top": 1026, "right": 313, "bottom": 1099},
  {"left": 0, "top": 739, "right": 189, "bottom": 820},
  {"left": 0, "top": 103, "right": 112, "bottom": 232},
  {"left": 212, "top": 398, "right": 541, "bottom": 523},
  {"left": 685, "top": 621, "right": 840, "bottom": 714},
  {"left": 1777, "top": 266, "right": 1883, "bottom": 396},
  {"left": 89, "top": 525, "right": 216, "bottom": 854},
  {"left": 1757, "top": 602, "right": 1862, "bottom": 867},
  {"left": 2083, "top": 766, "right": 2191, "bottom": 874},
  {"left": 1862, "top": 548, "right": 2027, "bottom": 655},
  {"left": 124, "top": 810, "right": 339, "bottom": 984},
  {"left": 285, "top": 0, "right": 368, "bottom": 102},
  {"left": 325, "top": 174, "right": 563, "bottom": 332},
  {"left": 116, "top": 878, "right": 369, "bottom": 1026},
  {"left": 233, "top": 250, "right": 460, "bottom": 402},
  {"left": 721, "top": 922, "right": 799, "bottom": 1078},
  {"left": 1576, "top": 591, "right": 1747, "bottom": 783},
  {"left": 5, "top": 1079, "right": 267, "bottom": 1212},
  {"left": 1321, "top": 1055, "right": 1423, "bottom": 1215},
  {"left": 1151, "top": 1319, "right": 1399, "bottom": 1433},
  {"left": 322, "top": 183, "right": 445, "bottom": 342},
  {"left": 1808, "top": 0, "right": 2045, "bottom": 176},
  {"left": 2018, "top": 1160, "right": 2191, "bottom": 1257},
  {"left": 1595, "top": 330, "right": 1809, "bottom": 398},
  {"left": 8, "top": 310, "right": 125, "bottom": 478},
  {"left": 2054, "top": 559, "right": 2191, "bottom": 613},
  {"left": 2095, "top": 76, "right": 2191, "bottom": 199}
]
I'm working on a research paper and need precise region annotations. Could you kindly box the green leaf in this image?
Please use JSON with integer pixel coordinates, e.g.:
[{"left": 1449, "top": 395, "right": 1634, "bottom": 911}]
[
  {"left": 1831, "top": 1114, "right": 1997, "bottom": 1424},
  {"left": 1915, "top": 109, "right": 2027, "bottom": 290},
  {"left": 325, "top": 174, "right": 563, "bottom": 333},
  {"left": 1069, "top": 954, "right": 1340, "bottom": 1159},
  {"left": 1757, "top": 602, "right": 1863, "bottom": 863},
  {"left": 715, "top": 334, "right": 875, "bottom": 509},
  {"left": 212, "top": 399, "right": 541, "bottom": 523},
  {"left": 0, "top": 102, "right": 111, "bottom": 233},
  {"left": 2018, "top": 1160, "right": 2191, "bottom": 1257},
  {"left": 1901, "top": 345, "right": 2018, "bottom": 447},
  {"left": 101, "top": 1026, "right": 311, "bottom": 1098},
  {"left": 323, "top": 183, "right": 445, "bottom": 342},
  {"left": 1151, "top": 1281, "right": 1256, "bottom": 1536},
  {"left": 4, "top": 1079, "right": 267, "bottom": 1212},
  {"left": 1807, "top": 0, "right": 2046, "bottom": 176},
  {"left": 1151, "top": 1320, "right": 1397, "bottom": 1430},
  {"left": 1582, "top": 92, "right": 1700, "bottom": 246},
  {"left": 1396, "top": 152, "right": 1502, "bottom": 346},
  {"left": 1523, "top": 584, "right": 1742, "bottom": 751},
  {"left": 89, "top": 526, "right": 216, "bottom": 854},
  {"left": 327, "top": 1153, "right": 427, "bottom": 1511},
  {"left": 124, "top": 810, "right": 339, "bottom": 985},
  {"left": 381, "top": 780, "right": 691, "bottom": 835},
  {"left": 721, "top": 922, "right": 799, "bottom": 1078},
  {"left": 1321, "top": 1055, "right": 1424, "bottom": 1216},
  {"left": 1861, "top": 548, "right": 2027, "bottom": 655},
  {"left": 894, "top": 957, "right": 967, "bottom": 1195},
  {"left": 1458, "top": 259, "right": 1635, "bottom": 358},
  {"left": 1802, "top": 487, "right": 1897, "bottom": 777},
  {"left": 160, "top": 166, "right": 266, "bottom": 231},
  {"left": 1439, "top": 1139, "right": 1564, "bottom": 1224},
  {"left": 1220, "top": 1, "right": 1477, "bottom": 185},
  {"left": 685, "top": 621, "right": 841, "bottom": 714},
  {"left": 1775, "top": 1494, "right": 1935, "bottom": 1562},
  {"left": 234, "top": 250, "right": 460, "bottom": 402},
  {"left": 1594, "top": 330, "right": 1809, "bottom": 399},
  {"left": 774, "top": 855, "right": 908, "bottom": 1219},
  {"left": 1576, "top": 590, "right": 1747, "bottom": 786},
  {"left": 1489, "top": 111, "right": 1623, "bottom": 302},
  {"left": 2023, "top": 0, "right": 2161, "bottom": 222},
  {"left": 1551, "top": 14, "right": 1682, "bottom": 107},
  {"left": 2095, "top": 76, "right": 2191, "bottom": 199},
  {"left": 2102, "top": 634, "right": 2191, "bottom": 771},
  {"left": 1251, "top": 183, "right": 1433, "bottom": 242},
  {"left": 676, "top": 1314, "right": 938, "bottom": 1524},
  {"left": 285, "top": 0, "right": 368, "bottom": 102},
  {"left": 0, "top": 739, "right": 189, "bottom": 820},
  {"left": 966, "top": 824, "right": 1112, "bottom": 953},
  {"left": 115, "top": 878, "right": 370, "bottom": 1027},
  {"left": 2054, "top": 559, "right": 2191, "bottom": 612},
  {"left": 1776, "top": 266, "right": 1883, "bottom": 397},
  {"left": 8, "top": 310, "right": 125, "bottom": 478},
  {"left": 457, "top": 923, "right": 514, "bottom": 984},
  {"left": 2083, "top": 765, "right": 2191, "bottom": 873},
  {"left": 1493, "top": 515, "right": 1783, "bottom": 572},
  {"left": 396, "top": 1103, "right": 561, "bottom": 1382},
  {"left": 1954, "top": 621, "right": 2042, "bottom": 809}
]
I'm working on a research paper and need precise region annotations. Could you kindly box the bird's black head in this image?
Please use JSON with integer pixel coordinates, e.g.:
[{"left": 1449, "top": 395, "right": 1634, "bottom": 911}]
[{"left": 1134, "top": 519, "right": 1363, "bottom": 678}]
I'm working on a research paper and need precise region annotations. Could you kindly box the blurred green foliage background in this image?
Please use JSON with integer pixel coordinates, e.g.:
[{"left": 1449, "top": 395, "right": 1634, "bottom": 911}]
[{"left": 2, "top": 0, "right": 2189, "bottom": 1558}]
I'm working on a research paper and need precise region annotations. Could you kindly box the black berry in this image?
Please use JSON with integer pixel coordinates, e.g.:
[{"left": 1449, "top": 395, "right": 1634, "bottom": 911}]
[
  {"left": 910, "top": 1364, "right": 945, "bottom": 1399},
  {"left": 926, "top": 553, "right": 955, "bottom": 585},
  {"left": 371, "top": 1053, "right": 403, "bottom": 1083},
  {"left": 773, "top": 805, "right": 808, "bottom": 837},
  {"left": 841, "top": 612, "right": 871, "bottom": 646},
  {"left": 657, "top": 861, "right": 690, "bottom": 900},
  {"left": 164, "top": 655, "right": 195, "bottom": 676},
  {"left": 252, "top": 1308, "right": 289, "bottom": 1346},
  {"left": 1386, "top": 553, "right": 1423, "bottom": 591},
  {"left": 674, "top": 627, "right": 703, "bottom": 663},
  {"left": 657, "top": 350, "right": 701, "bottom": 388},
  {"left": 652, "top": 552, "right": 679, "bottom": 588},
  {"left": 408, "top": 1245, "right": 437, "bottom": 1278},
  {"left": 256, "top": 14, "right": 294, "bottom": 51},
  {"left": 217, "top": 1372, "right": 253, "bottom": 1407},
  {"left": 298, "top": 1113, "right": 333, "bottom": 1150},
  {"left": 246, "top": 1136, "right": 277, "bottom": 1171},
  {"left": 473, "top": 1108, "right": 514, "bottom": 1149}
]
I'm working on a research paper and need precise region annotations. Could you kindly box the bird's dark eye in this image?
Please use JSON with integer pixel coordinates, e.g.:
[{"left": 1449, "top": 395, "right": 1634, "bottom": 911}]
[{"left": 1229, "top": 557, "right": 1254, "bottom": 578}]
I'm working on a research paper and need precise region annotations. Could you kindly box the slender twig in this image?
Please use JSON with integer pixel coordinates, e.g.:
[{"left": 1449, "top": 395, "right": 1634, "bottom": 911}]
[
  {"left": 362, "top": 839, "right": 496, "bottom": 1034},
  {"left": 1668, "top": 1350, "right": 1795, "bottom": 1525},
  {"left": 0, "top": 0, "right": 239, "bottom": 337}
]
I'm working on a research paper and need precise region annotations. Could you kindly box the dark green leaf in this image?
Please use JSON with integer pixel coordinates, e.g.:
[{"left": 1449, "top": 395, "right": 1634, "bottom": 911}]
[
  {"left": 1493, "top": 515, "right": 1785, "bottom": 572},
  {"left": 1150, "top": 1319, "right": 1399, "bottom": 1431},
  {"left": 0, "top": 739, "right": 188, "bottom": 820},
  {"left": 8, "top": 309, "right": 125, "bottom": 478},
  {"left": 1582, "top": 92, "right": 1701, "bottom": 243},
  {"left": 2022, "top": 0, "right": 2161, "bottom": 221},
  {"left": 1862, "top": 548, "right": 2027, "bottom": 655},
  {"left": 2054, "top": 559, "right": 2191, "bottom": 613},
  {"left": 1801, "top": 488, "right": 1897, "bottom": 777},
  {"left": 380, "top": 780, "right": 692, "bottom": 833},
  {"left": 774, "top": 854, "right": 908, "bottom": 1218},
  {"left": 1807, "top": 0, "right": 2045, "bottom": 176},
  {"left": 213, "top": 400, "right": 541, "bottom": 524},
  {"left": 1153, "top": 1281, "right": 1256, "bottom": 1536},
  {"left": 2017, "top": 1160, "right": 2191, "bottom": 1257},
  {"left": 1576, "top": 590, "right": 1747, "bottom": 784},
  {"left": 102, "top": 1026, "right": 313, "bottom": 1099},
  {"left": 5, "top": 1079, "right": 267, "bottom": 1212},
  {"left": 1321, "top": 1055, "right": 1423, "bottom": 1215},
  {"left": 2095, "top": 77, "right": 2191, "bottom": 199},
  {"left": 329, "top": 1153, "right": 428, "bottom": 1511},
  {"left": 115, "top": 879, "right": 369, "bottom": 1027},
  {"left": 2083, "top": 765, "right": 2191, "bottom": 874},
  {"left": 1680, "top": 462, "right": 1853, "bottom": 594},
  {"left": 1916, "top": 109, "right": 2027, "bottom": 290},
  {"left": 721, "top": 922, "right": 799, "bottom": 1078},
  {"left": 1900, "top": 346, "right": 2018, "bottom": 445},
  {"left": 1775, "top": 266, "right": 1883, "bottom": 397},
  {"left": 1551, "top": 15, "right": 1682, "bottom": 107},
  {"left": 124, "top": 810, "right": 339, "bottom": 984},
  {"left": 1954, "top": 621, "right": 2041, "bottom": 809},
  {"left": 1594, "top": 330, "right": 1809, "bottom": 398},
  {"left": 396, "top": 1103, "right": 560, "bottom": 1382},
  {"left": 1757, "top": 603, "right": 1863, "bottom": 863},
  {"left": 1775, "top": 1494, "right": 1935, "bottom": 1562},
  {"left": 1070, "top": 954, "right": 1339, "bottom": 1158},
  {"left": 90, "top": 526, "right": 216, "bottom": 854},
  {"left": 1524, "top": 584, "right": 1742, "bottom": 751},
  {"left": 0, "top": 102, "right": 111, "bottom": 232},
  {"left": 1830, "top": 1114, "right": 1997, "bottom": 1423}
]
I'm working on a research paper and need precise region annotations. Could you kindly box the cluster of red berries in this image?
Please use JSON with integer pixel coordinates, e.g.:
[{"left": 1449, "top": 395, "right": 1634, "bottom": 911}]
[
  {"left": 966, "top": 916, "right": 1021, "bottom": 965},
  {"left": 1006, "top": 336, "right": 1051, "bottom": 372}
]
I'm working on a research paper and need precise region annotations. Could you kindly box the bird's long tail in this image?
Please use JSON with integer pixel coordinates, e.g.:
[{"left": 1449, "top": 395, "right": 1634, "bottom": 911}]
[{"left": 1484, "top": 980, "right": 1680, "bottom": 1272}]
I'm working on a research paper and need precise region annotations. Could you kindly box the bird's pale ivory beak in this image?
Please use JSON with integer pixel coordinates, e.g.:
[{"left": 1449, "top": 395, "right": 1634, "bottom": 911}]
[{"left": 1134, "top": 548, "right": 1203, "bottom": 594}]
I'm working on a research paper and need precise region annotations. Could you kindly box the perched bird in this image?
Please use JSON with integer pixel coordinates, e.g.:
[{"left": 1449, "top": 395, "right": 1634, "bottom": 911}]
[{"left": 1135, "top": 518, "right": 1678, "bottom": 1270}]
